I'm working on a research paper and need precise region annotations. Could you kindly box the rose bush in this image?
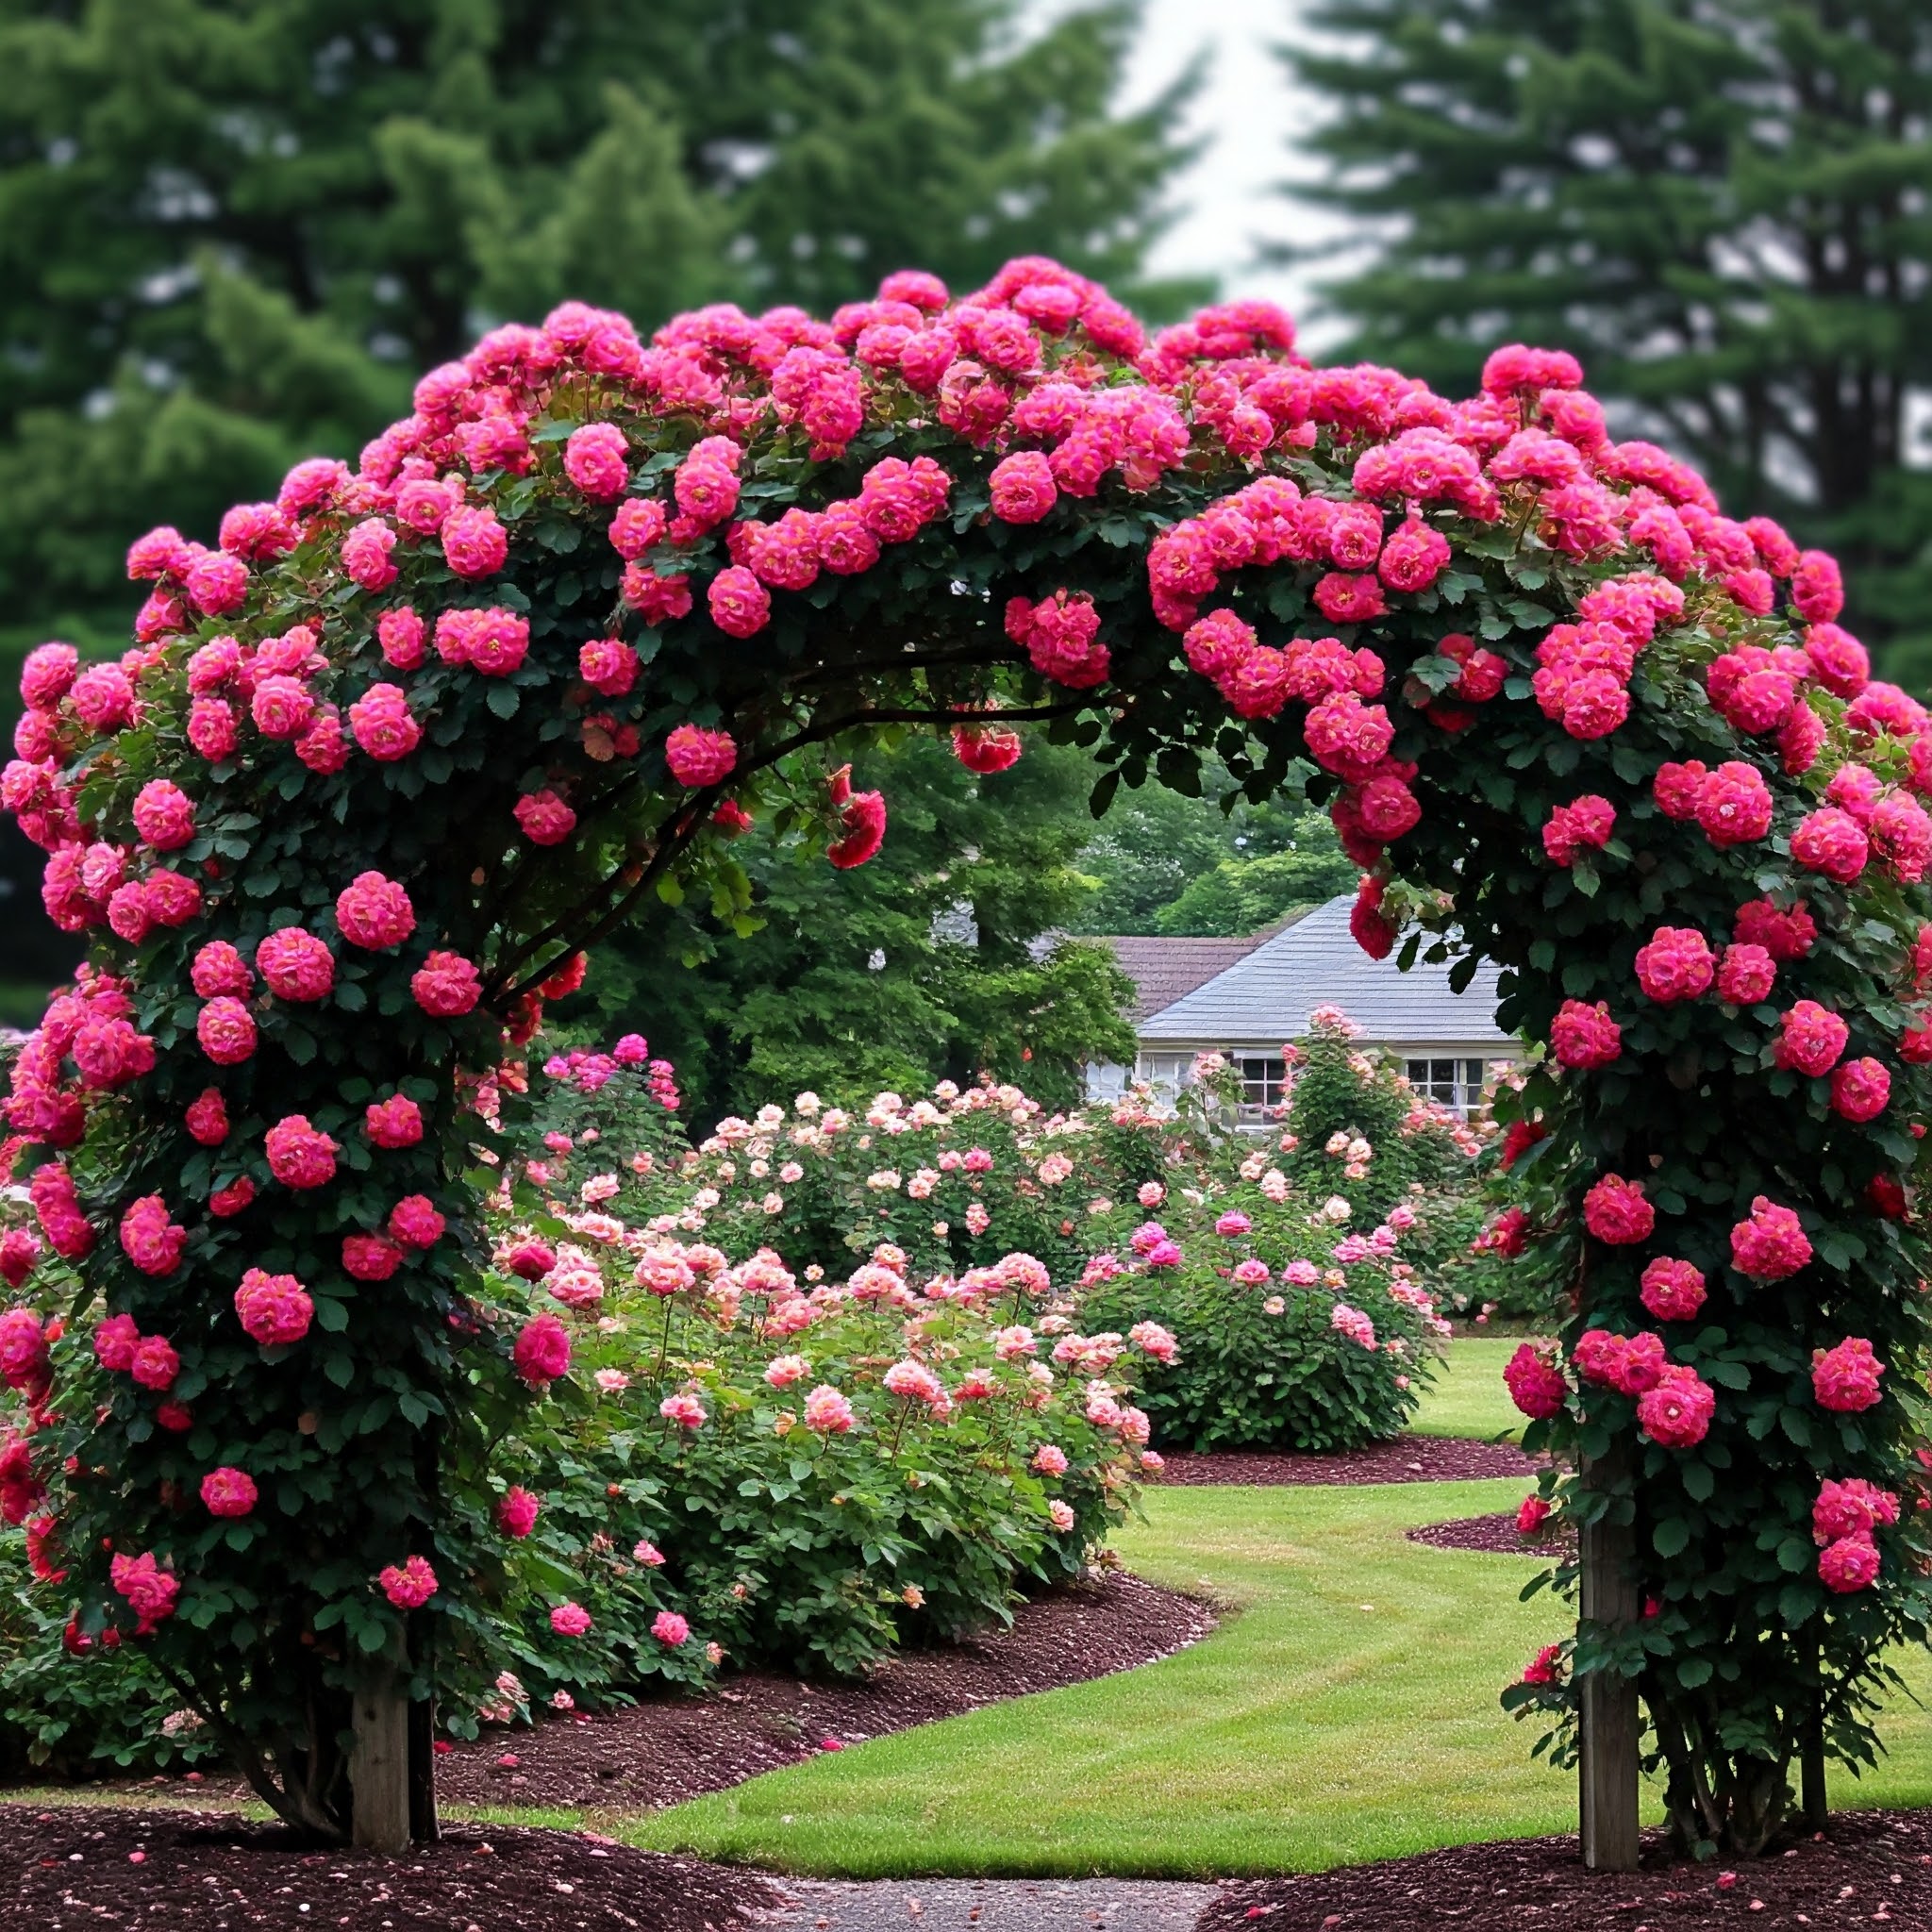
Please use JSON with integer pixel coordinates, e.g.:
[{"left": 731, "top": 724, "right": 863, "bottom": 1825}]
[{"left": 0, "top": 253, "right": 1923, "bottom": 1856}]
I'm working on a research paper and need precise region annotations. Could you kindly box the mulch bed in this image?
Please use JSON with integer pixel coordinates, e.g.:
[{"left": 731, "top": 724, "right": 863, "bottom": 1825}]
[
  {"left": 437, "top": 1569, "right": 1216, "bottom": 1812},
  {"left": 1407, "top": 1510, "right": 1575, "bottom": 1562},
  {"left": 1199, "top": 1809, "right": 1932, "bottom": 1928},
  {"left": 0, "top": 1803, "right": 781, "bottom": 1931},
  {"left": 1154, "top": 1436, "right": 1538, "bottom": 1488}
]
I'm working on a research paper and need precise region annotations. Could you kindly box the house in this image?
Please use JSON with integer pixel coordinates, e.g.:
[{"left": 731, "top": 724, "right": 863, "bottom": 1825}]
[{"left": 1085, "top": 893, "right": 1520, "bottom": 1124}]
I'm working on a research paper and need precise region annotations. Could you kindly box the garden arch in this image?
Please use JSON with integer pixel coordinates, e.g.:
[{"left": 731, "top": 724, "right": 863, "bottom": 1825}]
[{"left": 3, "top": 260, "right": 1929, "bottom": 1864}]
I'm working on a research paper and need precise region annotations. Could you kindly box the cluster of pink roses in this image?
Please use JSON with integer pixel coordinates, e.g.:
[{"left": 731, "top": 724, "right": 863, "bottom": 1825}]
[{"left": 1812, "top": 1478, "right": 1897, "bottom": 1595}]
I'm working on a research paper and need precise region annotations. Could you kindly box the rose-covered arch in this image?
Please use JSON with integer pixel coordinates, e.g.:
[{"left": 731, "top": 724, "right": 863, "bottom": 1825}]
[{"left": 3, "top": 260, "right": 1930, "bottom": 1859}]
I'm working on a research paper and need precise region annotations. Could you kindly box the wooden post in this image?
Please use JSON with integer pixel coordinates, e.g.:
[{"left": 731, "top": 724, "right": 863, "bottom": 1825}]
[
  {"left": 408, "top": 1696, "right": 441, "bottom": 1843},
  {"left": 1578, "top": 1450, "right": 1641, "bottom": 1873},
  {"left": 1800, "top": 1705, "right": 1828, "bottom": 1830},
  {"left": 350, "top": 1676, "right": 410, "bottom": 1852}
]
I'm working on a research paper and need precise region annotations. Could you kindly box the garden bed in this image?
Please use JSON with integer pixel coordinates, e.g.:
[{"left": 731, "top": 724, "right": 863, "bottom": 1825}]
[
  {"left": 1153, "top": 1436, "right": 1538, "bottom": 1487},
  {"left": 437, "top": 1570, "right": 1215, "bottom": 1811},
  {"left": 1407, "top": 1511, "right": 1574, "bottom": 1559},
  {"left": 1198, "top": 1807, "right": 1932, "bottom": 1928},
  {"left": 0, "top": 1802, "right": 780, "bottom": 1932}
]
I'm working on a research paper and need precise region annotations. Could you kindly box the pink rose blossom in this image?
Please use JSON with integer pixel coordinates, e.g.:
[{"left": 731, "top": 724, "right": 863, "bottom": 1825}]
[
  {"left": 1774, "top": 1001, "right": 1849, "bottom": 1077},
  {"left": 1504, "top": 1342, "right": 1567, "bottom": 1420},
  {"left": 441, "top": 505, "right": 508, "bottom": 577},
  {"left": 379, "top": 1555, "right": 438, "bottom": 1609},
  {"left": 348, "top": 684, "right": 421, "bottom": 761},
  {"left": 1811, "top": 1336, "right": 1883, "bottom": 1412},
  {"left": 1637, "top": 1366, "right": 1716, "bottom": 1448},
  {"left": 1730, "top": 1197, "right": 1811, "bottom": 1281},
  {"left": 1550, "top": 999, "right": 1621, "bottom": 1068},
  {"left": 335, "top": 871, "right": 415, "bottom": 950},
  {"left": 1634, "top": 925, "right": 1714, "bottom": 1003},
  {"left": 1583, "top": 1174, "right": 1654, "bottom": 1246},
  {"left": 266, "top": 1115, "right": 339, "bottom": 1190},
  {"left": 256, "top": 927, "right": 335, "bottom": 1002},
  {"left": 201, "top": 1467, "right": 258, "bottom": 1518},
  {"left": 514, "top": 790, "right": 577, "bottom": 846},
  {"left": 513, "top": 1313, "right": 571, "bottom": 1386},
  {"left": 412, "top": 950, "right": 481, "bottom": 1018},
  {"left": 1818, "top": 1536, "right": 1881, "bottom": 1593}
]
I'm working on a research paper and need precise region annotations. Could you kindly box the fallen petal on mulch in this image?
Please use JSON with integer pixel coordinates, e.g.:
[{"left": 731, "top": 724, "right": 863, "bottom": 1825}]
[
  {"left": 1197, "top": 1810, "right": 1932, "bottom": 1929},
  {"left": 1407, "top": 1511, "right": 1575, "bottom": 1561},
  {"left": 1154, "top": 1436, "right": 1538, "bottom": 1488},
  {"left": 438, "top": 1570, "right": 1215, "bottom": 1811},
  {"left": 0, "top": 1804, "right": 780, "bottom": 1932}
]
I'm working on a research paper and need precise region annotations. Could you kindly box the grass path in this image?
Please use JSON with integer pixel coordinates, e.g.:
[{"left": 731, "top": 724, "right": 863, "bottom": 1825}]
[
  {"left": 1408, "top": 1333, "right": 1526, "bottom": 1440},
  {"left": 628, "top": 1476, "right": 1932, "bottom": 1878}
]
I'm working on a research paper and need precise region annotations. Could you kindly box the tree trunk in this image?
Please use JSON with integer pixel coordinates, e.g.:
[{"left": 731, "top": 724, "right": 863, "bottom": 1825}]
[
  {"left": 1579, "top": 1447, "right": 1641, "bottom": 1873},
  {"left": 350, "top": 1677, "right": 411, "bottom": 1853}
]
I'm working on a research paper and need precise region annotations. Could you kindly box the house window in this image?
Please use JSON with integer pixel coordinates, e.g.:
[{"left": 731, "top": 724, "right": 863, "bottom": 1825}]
[
  {"left": 1135, "top": 1053, "right": 1195, "bottom": 1105},
  {"left": 1235, "top": 1055, "right": 1289, "bottom": 1119},
  {"left": 1405, "top": 1057, "right": 1490, "bottom": 1116}
]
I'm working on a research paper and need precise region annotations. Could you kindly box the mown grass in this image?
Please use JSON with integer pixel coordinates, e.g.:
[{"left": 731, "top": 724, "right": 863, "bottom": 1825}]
[
  {"left": 1408, "top": 1334, "right": 1529, "bottom": 1441},
  {"left": 627, "top": 1479, "right": 1932, "bottom": 1878}
]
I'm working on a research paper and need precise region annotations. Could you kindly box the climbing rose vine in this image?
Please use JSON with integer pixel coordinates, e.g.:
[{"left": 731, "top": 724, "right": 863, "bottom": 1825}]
[{"left": 2, "top": 257, "right": 1928, "bottom": 1853}]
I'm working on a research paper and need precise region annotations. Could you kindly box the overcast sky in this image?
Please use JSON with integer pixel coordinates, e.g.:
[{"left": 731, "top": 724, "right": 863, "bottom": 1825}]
[{"left": 1112, "top": 0, "right": 1356, "bottom": 343}]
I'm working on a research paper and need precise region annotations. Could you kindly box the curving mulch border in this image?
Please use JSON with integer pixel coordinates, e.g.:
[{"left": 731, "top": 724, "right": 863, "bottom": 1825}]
[
  {"left": 0, "top": 1802, "right": 782, "bottom": 1932},
  {"left": 1407, "top": 1510, "right": 1574, "bottom": 1560},
  {"left": 1198, "top": 1807, "right": 1932, "bottom": 1929},
  {"left": 1153, "top": 1434, "right": 1539, "bottom": 1488},
  {"left": 436, "top": 1569, "right": 1217, "bottom": 1812}
]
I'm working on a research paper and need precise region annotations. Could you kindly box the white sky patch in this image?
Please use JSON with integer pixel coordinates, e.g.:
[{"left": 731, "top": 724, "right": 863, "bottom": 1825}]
[{"left": 1114, "top": 0, "right": 1357, "bottom": 347}]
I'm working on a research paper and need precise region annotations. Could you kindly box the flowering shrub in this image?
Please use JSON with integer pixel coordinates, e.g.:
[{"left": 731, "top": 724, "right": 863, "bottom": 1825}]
[
  {"left": 514, "top": 1025, "right": 1464, "bottom": 1458},
  {"left": 0, "top": 255, "right": 1924, "bottom": 1853}
]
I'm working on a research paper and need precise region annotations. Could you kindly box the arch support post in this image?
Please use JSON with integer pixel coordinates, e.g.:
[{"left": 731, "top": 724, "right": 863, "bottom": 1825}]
[
  {"left": 1579, "top": 1448, "right": 1641, "bottom": 1873},
  {"left": 350, "top": 1674, "right": 410, "bottom": 1853}
]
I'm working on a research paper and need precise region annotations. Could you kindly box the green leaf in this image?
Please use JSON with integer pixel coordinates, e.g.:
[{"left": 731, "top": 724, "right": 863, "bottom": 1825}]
[{"left": 1652, "top": 1517, "right": 1690, "bottom": 1557}]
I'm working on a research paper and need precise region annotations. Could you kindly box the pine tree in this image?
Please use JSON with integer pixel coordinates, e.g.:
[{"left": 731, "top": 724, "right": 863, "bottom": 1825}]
[
  {"left": 0, "top": 0, "right": 1193, "bottom": 658},
  {"left": 0, "top": 0, "right": 1192, "bottom": 1002},
  {"left": 1282, "top": 1, "right": 1932, "bottom": 680},
  {"left": 561, "top": 733, "right": 1138, "bottom": 1122}
]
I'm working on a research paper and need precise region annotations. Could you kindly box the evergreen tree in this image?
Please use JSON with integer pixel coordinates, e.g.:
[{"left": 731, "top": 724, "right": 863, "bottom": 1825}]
[
  {"left": 0, "top": 0, "right": 1193, "bottom": 658},
  {"left": 1282, "top": 1, "right": 1932, "bottom": 680},
  {"left": 564, "top": 733, "right": 1137, "bottom": 1123},
  {"left": 0, "top": 0, "right": 1193, "bottom": 993}
]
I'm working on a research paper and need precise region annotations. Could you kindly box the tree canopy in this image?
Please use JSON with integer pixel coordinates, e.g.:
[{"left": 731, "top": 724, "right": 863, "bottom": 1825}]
[
  {"left": 571, "top": 730, "right": 1136, "bottom": 1119},
  {"left": 1282, "top": 1, "right": 1932, "bottom": 680},
  {"left": 0, "top": 0, "right": 1194, "bottom": 658}
]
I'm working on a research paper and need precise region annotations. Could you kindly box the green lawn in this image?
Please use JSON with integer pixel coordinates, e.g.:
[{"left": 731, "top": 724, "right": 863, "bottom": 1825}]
[
  {"left": 627, "top": 1480, "right": 1932, "bottom": 1878},
  {"left": 1408, "top": 1334, "right": 1527, "bottom": 1441}
]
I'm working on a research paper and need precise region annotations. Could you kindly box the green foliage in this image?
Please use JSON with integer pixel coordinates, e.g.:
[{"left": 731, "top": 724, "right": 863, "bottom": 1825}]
[
  {"left": 1063, "top": 760, "right": 1352, "bottom": 935},
  {"left": 1285, "top": 0, "right": 1932, "bottom": 678},
  {"left": 0, "top": 1537, "right": 222, "bottom": 1778},
  {"left": 570, "top": 731, "right": 1136, "bottom": 1121},
  {"left": 1147, "top": 839, "right": 1357, "bottom": 938},
  {"left": 0, "top": 0, "right": 1195, "bottom": 655}
]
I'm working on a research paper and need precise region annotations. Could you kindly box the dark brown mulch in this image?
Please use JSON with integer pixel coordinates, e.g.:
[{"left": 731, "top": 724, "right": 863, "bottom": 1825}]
[
  {"left": 1198, "top": 1810, "right": 1932, "bottom": 1929},
  {"left": 438, "top": 1570, "right": 1216, "bottom": 1812},
  {"left": 1154, "top": 1435, "right": 1538, "bottom": 1488},
  {"left": 1407, "top": 1510, "right": 1577, "bottom": 1562},
  {"left": 0, "top": 1803, "right": 780, "bottom": 1932}
]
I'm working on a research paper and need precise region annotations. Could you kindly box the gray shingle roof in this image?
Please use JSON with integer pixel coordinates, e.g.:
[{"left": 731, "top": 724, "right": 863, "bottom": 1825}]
[{"left": 1137, "top": 894, "right": 1513, "bottom": 1048}]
